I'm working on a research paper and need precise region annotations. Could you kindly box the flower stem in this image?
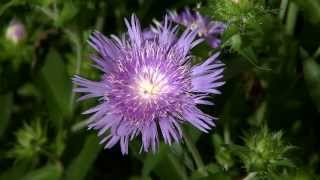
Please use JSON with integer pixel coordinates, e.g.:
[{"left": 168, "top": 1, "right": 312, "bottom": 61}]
[
  {"left": 65, "top": 29, "right": 82, "bottom": 112},
  {"left": 168, "top": 154, "right": 189, "bottom": 180},
  {"left": 285, "top": 2, "right": 298, "bottom": 35},
  {"left": 279, "top": 0, "right": 288, "bottom": 21},
  {"left": 183, "top": 130, "right": 207, "bottom": 176},
  {"left": 0, "top": 1, "right": 15, "bottom": 16}
]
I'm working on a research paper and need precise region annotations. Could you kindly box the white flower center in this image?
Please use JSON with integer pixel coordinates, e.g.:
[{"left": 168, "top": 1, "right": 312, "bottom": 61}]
[
  {"left": 136, "top": 67, "right": 169, "bottom": 100},
  {"left": 190, "top": 21, "right": 206, "bottom": 37},
  {"left": 138, "top": 79, "right": 161, "bottom": 98},
  {"left": 190, "top": 22, "right": 198, "bottom": 30}
]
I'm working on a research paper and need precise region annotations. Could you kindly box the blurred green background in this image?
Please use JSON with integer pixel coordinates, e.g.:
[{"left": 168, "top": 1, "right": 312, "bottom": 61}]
[{"left": 1, "top": 0, "right": 320, "bottom": 179}]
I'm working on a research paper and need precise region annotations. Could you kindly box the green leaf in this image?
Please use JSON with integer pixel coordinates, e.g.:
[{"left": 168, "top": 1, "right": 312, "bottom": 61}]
[
  {"left": 37, "top": 49, "right": 72, "bottom": 126},
  {"left": 190, "top": 163, "right": 223, "bottom": 179},
  {"left": 0, "top": 161, "right": 29, "bottom": 180},
  {"left": 303, "top": 57, "right": 320, "bottom": 112},
  {"left": 55, "top": 2, "right": 79, "bottom": 27},
  {"left": 247, "top": 101, "right": 267, "bottom": 126},
  {"left": 294, "top": 0, "right": 320, "bottom": 24},
  {"left": 0, "top": 93, "right": 13, "bottom": 139},
  {"left": 192, "top": 173, "right": 232, "bottom": 180},
  {"left": 64, "top": 134, "right": 101, "bottom": 180},
  {"left": 0, "top": 0, "right": 20, "bottom": 16},
  {"left": 212, "top": 135, "right": 234, "bottom": 170},
  {"left": 8, "top": 120, "right": 47, "bottom": 160},
  {"left": 226, "top": 144, "right": 251, "bottom": 160},
  {"left": 50, "top": 131, "right": 66, "bottom": 158},
  {"left": 191, "top": 165, "right": 232, "bottom": 180},
  {"left": 156, "top": 153, "right": 188, "bottom": 180},
  {"left": 184, "top": 125, "right": 202, "bottom": 143},
  {"left": 129, "top": 176, "right": 151, "bottom": 180},
  {"left": 142, "top": 144, "right": 188, "bottom": 180},
  {"left": 229, "top": 34, "right": 270, "bottom": 71},
  {"left": 230, "top": 34, "right": 242, "bottom": 51},
  {"left": 243, "top": 172, "right": 258, "bottom": 180},
  {"left": 142, "top": 145, "right": 169, "bottom": 177},
  {"left": 22, "top": 164, "right": 62, "bottom": 180},
  {"left": 285, "top": 2, "right": 299, "bottom": 35}
]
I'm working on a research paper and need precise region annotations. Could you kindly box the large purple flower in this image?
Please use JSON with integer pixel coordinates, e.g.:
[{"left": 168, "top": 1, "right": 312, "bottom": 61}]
[
  {"left": 73, "top": 15, "right": 224, "bottom": 154},
  {"left": 168, "top": 8, "right": 226, "bottom": 48}
]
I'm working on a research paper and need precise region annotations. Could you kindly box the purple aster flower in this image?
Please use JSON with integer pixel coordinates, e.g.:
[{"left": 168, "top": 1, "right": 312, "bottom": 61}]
[
  {"left": 73, "top": 15, "right": 224, "bottom": 154},
  {"left": 168, "top": 8, "right": 226, "bottom": 48},
  {"left": 5, "top": 19, "right": 26, "bottom": 44}
]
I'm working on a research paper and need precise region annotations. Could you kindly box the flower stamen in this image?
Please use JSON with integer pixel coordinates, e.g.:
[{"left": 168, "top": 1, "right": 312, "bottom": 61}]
[{"left": 138, "top": 79, "right": 161, "bottom": 98}]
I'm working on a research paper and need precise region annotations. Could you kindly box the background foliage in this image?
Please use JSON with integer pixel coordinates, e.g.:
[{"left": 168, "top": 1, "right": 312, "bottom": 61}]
[{"left": 0, "top": 0, "right": 320, "bottom": 179}]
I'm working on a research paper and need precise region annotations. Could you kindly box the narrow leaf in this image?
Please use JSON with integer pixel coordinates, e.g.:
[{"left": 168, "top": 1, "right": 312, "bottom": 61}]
[
  {"left": 303, "top": 57, "right": 320, "bottom": 112},
  {"left": 22, "top": 164, "right": 62, "bottom": 180},
  {"left": 37, "top": 50, "right": 72, "bottom": 126},
  {"left": 64, "top": 134, "right": 101, "bottom": 180},
  {"left": 0, "top": 93, "right": 13, "bottom": 139}
]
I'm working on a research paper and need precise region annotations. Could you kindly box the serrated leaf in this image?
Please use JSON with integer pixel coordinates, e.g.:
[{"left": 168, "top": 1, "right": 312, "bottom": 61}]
[
  {"left": 227, "top": 144, "right": 251, "bottom": 160},
  {"left": 212, "top": 134, "right": 234, "bottom": 170}
]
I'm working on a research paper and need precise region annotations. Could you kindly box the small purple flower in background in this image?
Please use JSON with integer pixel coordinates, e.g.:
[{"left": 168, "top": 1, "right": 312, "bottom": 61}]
[
  {"left": 73, "top": 15, "right": 224, "bottom": 154},
  {"left": 168, "top": 8, "right": 226, "bottom": 48},
  {"left": 5, "top": 19, "right": 26, "bottom": 44}
]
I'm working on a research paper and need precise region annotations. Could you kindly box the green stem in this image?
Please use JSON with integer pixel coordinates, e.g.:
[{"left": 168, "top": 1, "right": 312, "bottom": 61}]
[
  {"left": 0, "top": 1, "right": 15, "bottom": 16},
  {"left": 279, "top": 0, "right": 289, "bottom": 21},
  {"left": 238, "top": 51, "right": 271, "bottom": 71},
  {"left": 223, "top": 125, "right": 231, "bottom": 144},
  {"left": 183, "top": 130, "right": 207, "bottom": 176},
  {"left": 313, "top": 46, "right": 320, "bottom": 59},
  {"left": 71, "top": 119, "right": 90, "bottom": 132},
  {"left": 34, "top": 6, "right": 57, "bottom": 21},
  {"left": 35, "top": 4, "right": 81, "bottom": 115},
  {"left": 64, "top": 29, "right": 82, "bottom": 112},
  {"left": 168, "top": 154, "right": 189, "bottom": 180},
  {"left": 40, "top": 148, "right": 59, "bottom": 163},
  {"left": 285, "top": 2, "right": 299, "bottom": 35},
  {"left": 95, "top": 2, "right": 106, "bottom": 31}
]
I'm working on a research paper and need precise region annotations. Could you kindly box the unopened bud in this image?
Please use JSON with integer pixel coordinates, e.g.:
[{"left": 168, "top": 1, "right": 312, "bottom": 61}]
[{"left": 5, "top": 19, "right": 26, "bottom": 44}]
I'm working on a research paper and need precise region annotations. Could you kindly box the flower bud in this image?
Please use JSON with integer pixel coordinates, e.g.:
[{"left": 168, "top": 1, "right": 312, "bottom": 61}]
[{"left": 5, "top": 19, "right": 26, "bottom": 44}]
